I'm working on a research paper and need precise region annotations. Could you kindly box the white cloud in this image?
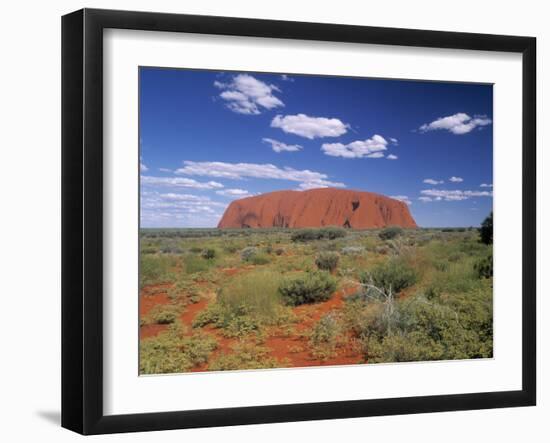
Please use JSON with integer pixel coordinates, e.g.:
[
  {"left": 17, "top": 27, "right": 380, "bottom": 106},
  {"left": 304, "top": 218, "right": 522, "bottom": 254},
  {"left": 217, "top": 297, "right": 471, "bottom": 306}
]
[
  {"left": 387, "top": 154, "right": 398, "bottom": 160},
  {"left": 262, "top": 138, "right": 303, "bottom": 153},
  {"left": 420, "top": 188, "right": 493, "bottom": 201},
  {"left": 141, "top": 175, "right": 224, "bottom": 190},
  {"left": 280, "top": 74, "right": 294, "bottom": 82},
  {"left": 389, "top": 138, "right": 398, "bottom": 145},
  {"left": 214, "top": 74, "right": 284, "bottom": 115},
  {"left": 321, "top": 135, "right": 388, "bottom": 159},
  {"left": 140, "top": 157, "right": 148, "bottom": 172},
  {"left": 140, "top": 191, "right": 227, "bottom": 227},
  {"left": 216, "top": 188, "right": 254, "bottom": 198},
  {"left": 158, "top": 168, "right": 172, "bottom": 173},
  {"left": 390, "top": 195, "right": 412, "bottom": 205},
  {"left": 423, "top": 178, "right": 444, "bottom": 185},
  {"left": 175, "top": 160, "right": 345, "bottom": 190},
  {"left": 480, "top": 183, "right": 493, "bottom": 188},
  {"left": 419, "top": 113, "right": 492, "bottom": 135},
  {"left": 271, "top": 114, "right": 349, "bottom": 139},
  {"left": 449, "top": 176, "right": 464, "bottom": 183},
  {"left": 418, "top": 196, "right": 433, "bottom": 202}
]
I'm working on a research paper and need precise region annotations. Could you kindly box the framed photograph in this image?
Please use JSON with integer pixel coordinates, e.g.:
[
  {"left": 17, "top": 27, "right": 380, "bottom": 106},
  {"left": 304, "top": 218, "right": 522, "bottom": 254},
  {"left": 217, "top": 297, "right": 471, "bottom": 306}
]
[{"left": 62, "top": 8, "right": 536, "bottom": 434}]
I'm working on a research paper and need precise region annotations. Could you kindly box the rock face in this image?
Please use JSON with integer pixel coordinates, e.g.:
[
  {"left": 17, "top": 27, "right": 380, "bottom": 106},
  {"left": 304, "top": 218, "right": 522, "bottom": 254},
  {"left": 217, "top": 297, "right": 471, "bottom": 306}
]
[{"left": 217, "top": 188, "right": 417, "bottom": 229}]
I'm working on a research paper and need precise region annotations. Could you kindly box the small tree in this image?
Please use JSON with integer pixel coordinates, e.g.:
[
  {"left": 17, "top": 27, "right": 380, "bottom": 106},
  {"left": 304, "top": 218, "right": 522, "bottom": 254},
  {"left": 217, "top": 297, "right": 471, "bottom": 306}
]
[{"left": 479, "top": 212, "right": 493, "bottom": 245}]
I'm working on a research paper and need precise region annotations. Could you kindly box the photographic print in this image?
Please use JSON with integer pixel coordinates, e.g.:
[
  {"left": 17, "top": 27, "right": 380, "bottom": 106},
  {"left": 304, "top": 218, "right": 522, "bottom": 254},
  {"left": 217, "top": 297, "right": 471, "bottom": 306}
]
[{"left": 138, "top": 68, "right": 493, "bottom": 375}]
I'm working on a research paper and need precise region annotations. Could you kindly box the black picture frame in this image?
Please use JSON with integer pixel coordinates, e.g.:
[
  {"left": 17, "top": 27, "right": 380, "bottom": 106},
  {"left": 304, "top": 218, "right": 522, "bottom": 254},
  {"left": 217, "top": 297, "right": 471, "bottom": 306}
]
[{"left": 62, "top": 8, "right": 536, "bottom": 435}]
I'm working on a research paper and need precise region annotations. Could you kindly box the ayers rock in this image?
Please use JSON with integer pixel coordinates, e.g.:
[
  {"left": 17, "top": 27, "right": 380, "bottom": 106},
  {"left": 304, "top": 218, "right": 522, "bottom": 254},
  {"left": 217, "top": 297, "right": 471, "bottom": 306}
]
[{"left": 217, "top": 188, "right": 417, "bottom": 229}]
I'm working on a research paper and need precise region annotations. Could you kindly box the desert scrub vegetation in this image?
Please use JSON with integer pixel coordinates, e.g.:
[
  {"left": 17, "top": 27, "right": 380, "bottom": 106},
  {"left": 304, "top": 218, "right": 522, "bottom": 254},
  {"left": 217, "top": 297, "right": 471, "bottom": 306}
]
[
  {"left": 208, "top": 341, "right": 287, "bottom": 371},
  {"left": 474, "top": 252, "right": 493, "bottom": 279},
  {"left": 140, "top": 254, "right": 176, "bottom": 288},
  {"left": 140, "top": 322, "right": 218, "bottom": 374},
  {"left": 291, "top": 226, "right": 346, "bottom": 242},
  {"left": 309, "top": 313, "right": 343, "bottom": 360},
  {"left": 315, "top": 251, "right": 340, "bottom": 272},
  {"left": 359, "top": 259, "right": 417, "bottom": 295},
  {"left": 279, "top": 271, "right": 338, "bottom": 306},
  {"left": 140, "top": 223, "right": 493, "bottom": 372},
  {"left": 200, "top": 248, "right": 216, "bottom": 259},
  {"left": 193, "top": 270, "right": 294, "bottom": 337},
  {"left": 341, "top": 246, "right": 365, "bottom": 255},
  {"left": 378, "top": 226, "right": 403, "bottom": 240}
]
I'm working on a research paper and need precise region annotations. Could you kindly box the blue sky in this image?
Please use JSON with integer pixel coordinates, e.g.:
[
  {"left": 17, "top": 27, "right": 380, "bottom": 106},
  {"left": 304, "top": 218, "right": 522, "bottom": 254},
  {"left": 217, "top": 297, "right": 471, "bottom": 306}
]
[{"left": 139, "top": 67, "right": 493, "bottom": 228}]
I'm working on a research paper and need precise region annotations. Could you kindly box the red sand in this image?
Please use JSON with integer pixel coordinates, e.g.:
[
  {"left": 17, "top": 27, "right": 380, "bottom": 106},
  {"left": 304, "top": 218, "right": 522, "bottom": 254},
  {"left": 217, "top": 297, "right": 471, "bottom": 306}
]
[
  {"left": 218, "top": 188, "right": 417, "bottom": 229},
  {"left": 139, "top": 281, "right": 367, "bottom": 370}
]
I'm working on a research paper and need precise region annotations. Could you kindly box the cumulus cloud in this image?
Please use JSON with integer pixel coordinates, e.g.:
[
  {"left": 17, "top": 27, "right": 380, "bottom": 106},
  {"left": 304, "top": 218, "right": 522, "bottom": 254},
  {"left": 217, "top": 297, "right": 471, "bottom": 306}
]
[
  {"left": 214, "top": 74, "right": 284, "bottom": 115},
  {"left": 480, "top": 183, "right": 493, "bottom": 188},
  {"left": 449, "top": 176, "right": 464, "bottom": 183},
  {"left": 321, "top": 135, "right": 388, "bottom": 159},
  {"left": 280, "top": 74, "right": 294, "bottom": 82},
  {"left": 216, "top": 188, "right": 254, "bottom": 198},
  {"left": 423, "top": 178, "right": 444, "bottom": 185},
  {"left": 420, "top": 189, "right": 493, "bottom": 201},
  {"left": 419, "top": 113, "right": 492, "bottom": 135},
  {"left": 389, "top": 137, "right": 398, "bottom": 145},
  {"left": 141, "top": 175, "right": 224, "bottom": 190},
  {"left": 262, "top": 138, "right": 303, "bottom": 153},
  {"left": 390, "top": 195, "right": 412, "bottom": 205},
  {"left": 271, "top": 114, "right": 349, "bottom": 139},
  {"left": 175, "top": 161, "right": 345, "bottom": 190},
  {"left": 387, "top": 154, "right": 398, "bottom": 160}
]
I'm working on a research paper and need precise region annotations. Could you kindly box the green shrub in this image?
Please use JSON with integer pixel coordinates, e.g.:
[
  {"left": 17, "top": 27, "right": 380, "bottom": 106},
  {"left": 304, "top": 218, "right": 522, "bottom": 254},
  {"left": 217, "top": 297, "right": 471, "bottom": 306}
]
[
  {"left": 320, "top": 226, "right": 347, "bottom": 240},
  {"left": 309, "top": 313, "right": 342, "bottom": 360},
  {"left": 479, "top": 212, "right": 493, "bottom": 245},
  {"left": 474, "top": 253, "right": 493, "bottom": 278},
  {"left": 201, "top": 248, "right": 216, "bottom": 260},
  {"left": 208, "top": 341, "right": 285, "bottom": 371},
  {"left": 139, "top": 323, "right": 217, "bottom": 374},
  {"left": 315, "top": 251, "right": 340, "bottom": 272},
  {"left": 379, "top": 226, "right": 403, "bottom": 240},
  {"left": 360, "top": 260, "right": 417, "bottom": 294},
  {"left": 291, "top": 227, "right": 347, "bottom": 242},
  {"left": 291, "top": 229, "right": 320, "bottom": 242},
  {"left": 249, "top": 253, "right": 270, "bottom": 265},
  {"left": 279, "top": 271, "right": 337, "bottom": 306},
  {"left": 240, "top": 246, "right": 258, "bottom": 261}
]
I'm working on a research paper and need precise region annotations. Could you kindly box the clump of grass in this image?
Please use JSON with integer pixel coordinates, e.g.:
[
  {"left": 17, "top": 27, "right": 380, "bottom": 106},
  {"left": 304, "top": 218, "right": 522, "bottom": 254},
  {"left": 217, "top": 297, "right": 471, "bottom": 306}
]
[
  {"left": 315, "top": 251, "right": 340, "bottom": 272},
  {"left": 140, "top": 254, "right": 175, "bottom": 288},
  {"left": 309, "top": 313, "right": 342, "bottom": 360},
  {"left": 183, "top": 254, "right": 213, "bottom": 274},
  {"left": 360, "top": 259, "right": 417, "bottom": 294},
  {"left": 279, "top": 271, "right": 337, "bottom": 306},
  {"left": 139, "top": 322, "right": 217, "bottom": 374},
  {"left": 378, "top": 226, "right": 403, "bottom": 240},
  {"left": 193, "top": 270, "right": 291, "bottom": 337},
  {"left": 208, "top": 341, "right": 287, "bottom": 371}
]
